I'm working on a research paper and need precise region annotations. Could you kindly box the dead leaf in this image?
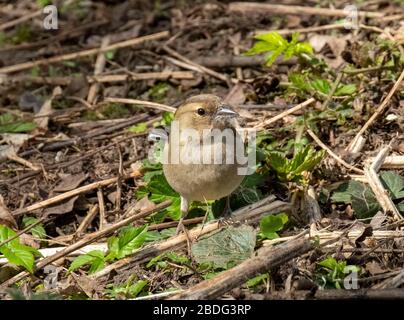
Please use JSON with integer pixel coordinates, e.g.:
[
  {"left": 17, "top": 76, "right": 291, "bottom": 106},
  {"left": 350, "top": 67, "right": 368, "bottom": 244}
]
[
  {"left": 43, "top": 196, "right": 79, "bottom": 216},
  {"left": 370, "top": 211, "right": 386, "bottom": 228},
  {"left": 42, "top": 173, "right": 87, "bottom": 216},
  {"left": 366, "top": 261, "right": 385, "bottom": 276},
  {"left": 224, "top": 83, "right": 246, "bottom": 106},
  {"left": 34, "top": 86, "right": 62, "bottom": 130},
  {"left": 53, "top": 173, "right": 87, "bottom": 192},
  {"left": 19, "top": 92, "right": 43, "bottom": 112},
  {"left": 20, "top": 234, "right": 40, "bottom": 249},
  {"left": 133, "top": 196, "right": 156, "bottom": 212}
]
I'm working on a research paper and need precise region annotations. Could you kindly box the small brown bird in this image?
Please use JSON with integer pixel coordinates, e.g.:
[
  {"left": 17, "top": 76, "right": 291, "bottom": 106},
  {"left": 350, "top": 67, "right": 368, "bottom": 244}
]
[{"left": 163, "top": 94, "right": 245, "bottom": 233}]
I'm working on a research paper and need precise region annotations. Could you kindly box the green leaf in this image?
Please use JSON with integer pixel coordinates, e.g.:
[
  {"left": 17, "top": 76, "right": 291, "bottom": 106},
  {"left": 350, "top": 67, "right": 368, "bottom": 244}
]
[
  {"left": 69, "top": 250, "right": 105, "bottom": 274},
  {"left": 107, "top": 225, "right": 148, "bottom": 260},
  {"left": 136, "top": 174, "right": 181, "bottom": 220},
  {"left": 22, "top": 216, "right": 46, "bottom": 239},
  {"left": 245, "top": 32, "right": 312, "bottom": 66},
  {"left": 0, "top": 113, "right": 37, "bottom": 133},
  {"left": 295, "top": 42, "right": 314, "bottom": 55},
  {"left": 0, "top": 225, "right": 40, "bottom": 273},
  {"left": 289, "top": 73, "right": 310, "bottom": 92},
  {"left": 162, "top": 112, "right": 174, "bottom": 126},
  {"left": 331, "top": 181, "right": 380, "bottom": 218},
  {"left": 255, "top": 32, "right": 288, "bottom": 49},
  {"left": 289, "top": 147, "right": 325, "bottom": 176},
  {"left": 128, "top": 122, "right": 148, "bottom": 133},
  {"left": 246, "top": 273, "right": 269, "bottom": 288},
  {"left": 335, "top": 84, "right": 356, "bottom": 96},
  {"left": 268, "top": 151, "right": 288, "bottom": 173},
  {"left": 260, "top": 213, "right": 288, "bottom": 239},
  {"left": 127, "top": 280, "right": 148, "bottom": 297},
  {"left": 117, "top": 225, "right": 148, "bottom": 258},
  {"left": 264, "top": 46, "right": 285, "bottom": 66},
  {"left": 310, "top": 79, "right": 331, "bottom": 94},
  {"left": 318, "top": 257, "right": 338, "bottom": 270},
  {"left": 0, "top": 245, "right": 35, "bottom": 273},
  {"left": 380, "top": 171, "right": 404, "bottom": 200}
]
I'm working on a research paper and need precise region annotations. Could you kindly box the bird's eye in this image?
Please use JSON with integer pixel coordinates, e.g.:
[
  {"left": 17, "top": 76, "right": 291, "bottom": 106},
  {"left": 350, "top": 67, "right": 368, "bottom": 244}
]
[{"left": 197, "top": 108, "right": 206, "bottom": 116}]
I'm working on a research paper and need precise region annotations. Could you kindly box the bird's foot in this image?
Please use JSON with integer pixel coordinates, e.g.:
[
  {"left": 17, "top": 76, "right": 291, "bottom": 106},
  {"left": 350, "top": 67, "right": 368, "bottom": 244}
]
[{"left": 175, "top": 217, "right": 193, "bottom": 257}]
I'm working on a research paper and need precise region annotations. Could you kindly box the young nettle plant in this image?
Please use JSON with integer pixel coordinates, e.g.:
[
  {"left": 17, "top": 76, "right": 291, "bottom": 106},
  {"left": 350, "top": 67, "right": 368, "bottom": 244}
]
[
  {"left": 245, "top": 32, "right": 313, "bottom": 66},
  {"left": 0, "top": 225, "right": 41, "bottom": 273},
  {"left": 69, "top": 225, "right": 148, "bottom": 274},
  {"left": 316, "top": 257, "right": 360, "bottom": 289},
  {"left": 266, "top": 144, "right": 325, "bottom": 185}
]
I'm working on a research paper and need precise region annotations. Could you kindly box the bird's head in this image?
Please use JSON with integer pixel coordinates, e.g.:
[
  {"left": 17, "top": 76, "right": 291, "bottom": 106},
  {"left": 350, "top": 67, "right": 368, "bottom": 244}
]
[{"left": 174, "top": 94, "right": 238, "bottom": 132}]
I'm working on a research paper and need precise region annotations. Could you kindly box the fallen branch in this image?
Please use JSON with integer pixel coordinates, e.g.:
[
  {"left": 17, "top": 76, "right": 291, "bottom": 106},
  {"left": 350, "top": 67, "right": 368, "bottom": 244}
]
[
  {"left": 163, "top": 45, "right": 232, "bottom": 85},
  {"left": 229, "top": 2, "right": 382, "bottom": 18},
  {"left": 254, "top": 98, "right": 315, "bottom": 129},
  {"left": 263, "top": 229, "right": 404, "bottom": 247},
  {"left": 87, "top": 36, "right": 110, "bottom": 105},
  {"left": 307, "top": 129, "right": 364, "bottom": 174},
  {"left": 104, "top": 98, "right": 176, "bottom": 113},
  {"left": 349, "top": 68, "right": 404, "bottom": 150},
  {"left": 0, "top": 9, "right": 42, "bottom": 31},
  {"left": 268, "top": 289, "right": 404, "bottom": 300},
  {"left": 0, "top": 71, "right": 194, "bottom": 86},
  {"left": 11, "top": 171, "right": 141, "bottom": 217},
  {"left": 170, "top": 237, "right": 313, "bottom": 299},
  {"left": 0, "top": 31, "right": 169, "bottom": 74},
  {"left": 364, "top": 146, "right": 403, "bottom": 220}
]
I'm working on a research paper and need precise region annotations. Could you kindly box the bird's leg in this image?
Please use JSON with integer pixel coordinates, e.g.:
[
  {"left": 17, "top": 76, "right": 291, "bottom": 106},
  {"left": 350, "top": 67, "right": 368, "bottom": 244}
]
[
  {"left": 175, "top": 196, "right": 189, "bottom": 235},
  {"left": 222, "top": 196, "right": 233, "bottom": 218},
  {"left": 176, "top": 196, "right": 193, "bottom": 257}
]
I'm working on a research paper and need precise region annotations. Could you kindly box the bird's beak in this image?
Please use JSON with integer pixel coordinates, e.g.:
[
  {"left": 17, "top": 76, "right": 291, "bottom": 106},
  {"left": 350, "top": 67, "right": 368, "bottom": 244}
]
[{"left": 215, "top": 106, "right": 238, "bottom": 118}]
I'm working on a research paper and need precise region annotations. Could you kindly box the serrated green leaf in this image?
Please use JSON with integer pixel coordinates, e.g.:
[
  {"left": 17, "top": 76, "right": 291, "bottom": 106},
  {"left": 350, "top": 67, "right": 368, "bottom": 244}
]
[
  {"left": 136, "top": 174, "right": 181, "bottom": 220},
  {"left": 268, "top": 151, "right": 288, "bottom": 173},
  {"left": 0, "top": 113, "right": 36, "bottom": 133},
  {"left": 69, "top": 250, "right": 105, "bottom": 274},
  {"left": 255, "top": 32, "right": 288, "bottom": 49},
  {"left": 310, "top": 79, "right": 331, "bottom": 94},
  {"left": 335, "top": 84, "right": 357, "bottom": 96},
  {"left": 117, "top": 225, "right": 148, "bottom": 258},
  {"left": 290, "top": 149, "right": 325, "bottom": 176},
  {"left": 289, "top": 73, "right": 310, "bottom": 91},
  {"left": 264, "top": 46, "right": 285, "bottom": 66},
  {"left": 107, "top": 225, "right": 148, "bottom": 261},
  {"left": 22, "top": 216, "right": 46, "bottom": 239},
  {"left": 0, "top": 245, "right": 35, "bottom": 273},
  {"left": 245, "top": 41, "right": 274, "bottom": 56},
  {"left": 0, "top": 225, "right": 40, "bottom": 273}
]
